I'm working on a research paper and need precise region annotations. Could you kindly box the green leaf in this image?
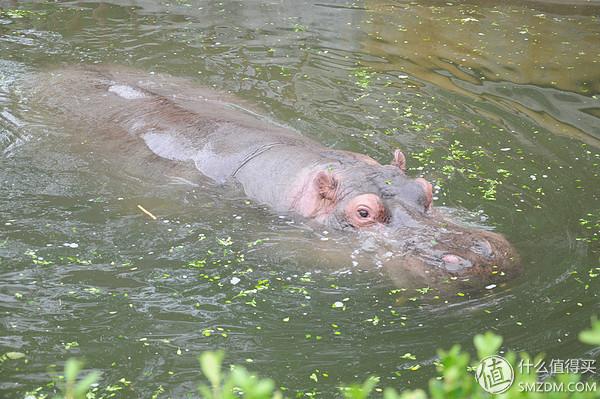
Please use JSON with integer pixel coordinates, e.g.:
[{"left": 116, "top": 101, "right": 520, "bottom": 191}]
[
  {"left": 383, "top": 387, "right": 400, "bottom": 399},
  {"left": 74, "top": 371, "right": 101, "bottom": 397},
  {"left": 394, "top": 388, "right": 427, "bottom": 399},
  {"left": 199, "top": 351, "right": 224, "bottom": 394},
  {"left": 229, "top": 366, "right": 275, "bottom": 399},
  {"left": 343, "top": 376, "right": 379, "bottom": 399},
  {"left": 473, "top": 331, "right": 502, "bottom": 359},
  {"left": 64, "top": 358, "right": 83, "bottom": 384},
  {"left": 197, "top": 385, "right": 213, "bottom": 399},
  {"left": 4, "top": 352, "right": 25, "bottom": 360},
  {"left": 579, "top": 317, "right": 600, "bottom": 345}
]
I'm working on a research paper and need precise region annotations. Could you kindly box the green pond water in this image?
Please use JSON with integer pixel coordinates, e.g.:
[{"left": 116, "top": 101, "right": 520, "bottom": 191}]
[{"left": 0, "top": 0, "right": 599, "bottom": 397}]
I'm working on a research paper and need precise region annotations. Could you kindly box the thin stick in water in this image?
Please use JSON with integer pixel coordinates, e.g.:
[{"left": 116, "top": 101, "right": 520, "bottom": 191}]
[{"left": 137, "top": 204, "right": 157, "bottom": 220}]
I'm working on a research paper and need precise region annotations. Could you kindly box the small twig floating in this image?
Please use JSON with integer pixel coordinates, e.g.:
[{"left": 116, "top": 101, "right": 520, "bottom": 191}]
[{"left": 137, "top": 204, "right": 157, "bottom": 220}]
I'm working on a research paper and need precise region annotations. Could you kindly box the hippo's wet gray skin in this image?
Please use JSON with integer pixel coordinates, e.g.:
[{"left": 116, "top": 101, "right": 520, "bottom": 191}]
[{"left": 29, "top": 66, "right": 519, "bottom": 287}]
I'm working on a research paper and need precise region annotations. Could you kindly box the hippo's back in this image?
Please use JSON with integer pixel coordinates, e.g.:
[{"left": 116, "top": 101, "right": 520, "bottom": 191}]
[
  {"left": 27, "top": 65, "right": 291, "bottom": 133},
  {"left": 26, "top": 65, "right": 320, "bottom": 183}
]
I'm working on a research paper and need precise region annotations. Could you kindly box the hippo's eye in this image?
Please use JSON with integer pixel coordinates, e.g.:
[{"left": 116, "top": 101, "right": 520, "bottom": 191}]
[
  {"left": 345, "top": 194, "right": 384, "bottom": 228},
  {"left": 357, "top": 208, "right": 370, "bottom": 218}
]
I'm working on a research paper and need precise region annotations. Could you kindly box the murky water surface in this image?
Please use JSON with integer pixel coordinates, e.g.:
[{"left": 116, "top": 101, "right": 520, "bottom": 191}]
[{"left": 0, "top": 1, "right": 599, "bottom": 397}]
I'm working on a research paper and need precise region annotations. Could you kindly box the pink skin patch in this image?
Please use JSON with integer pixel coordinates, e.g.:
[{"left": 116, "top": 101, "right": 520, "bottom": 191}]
[
  {"left": 415, "top": 177, "right": 433, "bottom": 210},
  {"left": 442, "top": 254, "right": 462, "bottom": 264},
  {"left": 442, "top": 253, "right": 473, "bottom": 270}
]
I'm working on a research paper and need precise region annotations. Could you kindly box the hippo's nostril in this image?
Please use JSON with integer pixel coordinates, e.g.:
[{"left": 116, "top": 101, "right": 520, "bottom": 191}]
[
  {"left": 471, "top": 239, "right": 493, "bottom": 258},
  {"left": 442, "top": 254, "right": 461, "bottom": 264},
  {"left": 442, "top": 254, "right": 473, "bottom": 272}
]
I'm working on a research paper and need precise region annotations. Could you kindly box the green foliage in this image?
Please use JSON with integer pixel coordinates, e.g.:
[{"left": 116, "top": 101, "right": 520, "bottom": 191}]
[
  {"left": 53, "top": 359, "right": 100, "bottom": 399},
  {"left": 341, "top": 376, "right": 380, "bottom": 399},
  {"left": 198, "top": 351, "right": 282, "bottom": 399},
  {"left": 293, "top": 24, "right": 307, "bottom": 32},
  {"left": 199, "top": 351, "right": 225, "bottom": 398},
  {"left": 473, "top": 331, "right": 503, "bottom": 360},
  {"left": 578, "top": 317, "right": 600, "bottom": 345},
  {"left": 48, "top": 317, "right": 600, "bottom": 398},
  {"left": 345, "top": 317, "right": 600, "bottom": 399},
  {"left": 353, "top": 68, "right": 373, "bottom": 89}
]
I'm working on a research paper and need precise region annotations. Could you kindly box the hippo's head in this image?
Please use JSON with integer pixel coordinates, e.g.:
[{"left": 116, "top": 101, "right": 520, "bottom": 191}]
[{"left": 292, "top": 149, "right": 519, "bottom": 285}]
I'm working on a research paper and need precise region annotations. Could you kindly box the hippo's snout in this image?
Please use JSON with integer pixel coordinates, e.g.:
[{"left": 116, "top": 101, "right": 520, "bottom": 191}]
[
  {"left": 441, "top": 237, "right": 495, "bottom": 270},
  {"left": 382, "top": 226, "right": 519, "bottom": 290},
  {"left": 436, "top": 229, "right": 519, "bottom": 282}
]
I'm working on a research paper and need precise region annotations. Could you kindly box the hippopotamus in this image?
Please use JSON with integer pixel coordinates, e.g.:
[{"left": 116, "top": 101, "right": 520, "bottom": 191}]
[{"left": 27, "top": 65, "right": 518, "bottom": 288}]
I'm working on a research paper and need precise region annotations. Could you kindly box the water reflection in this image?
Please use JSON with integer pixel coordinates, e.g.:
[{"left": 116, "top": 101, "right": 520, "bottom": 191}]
[
  {"left": 0, "top": 0, "right": 598, "bottom": 397},
  {"left": 357, "top": 1, "right": 600, "bottom": 145}
]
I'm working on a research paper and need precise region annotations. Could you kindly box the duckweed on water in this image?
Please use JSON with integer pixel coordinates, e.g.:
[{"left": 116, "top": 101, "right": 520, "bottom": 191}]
[
  {"left": 353, "top": 68, "right": 373, "bottom": 90},
  {"left": 38, "top": 319, "right": 600, "bottom": 399},
  {"left": 1, "top": 351, "right": 26, "bottom": 362},
  {"left": 1, "top": 2, "right": 599, "bottom": 398},
  {"left": 293, "top": 24, "right": 307, "bottom": 33},
  {"left": 577, "top": 211, "right": 600, "bottom": 244}
]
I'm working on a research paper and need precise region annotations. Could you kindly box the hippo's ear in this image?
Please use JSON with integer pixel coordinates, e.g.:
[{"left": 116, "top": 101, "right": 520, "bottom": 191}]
[
  {"left": 315, "top": 171, "right": 339, "bottom": 201},
  {"left": 391, "top": 149, "right": 406, "bottom": 172}
]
